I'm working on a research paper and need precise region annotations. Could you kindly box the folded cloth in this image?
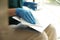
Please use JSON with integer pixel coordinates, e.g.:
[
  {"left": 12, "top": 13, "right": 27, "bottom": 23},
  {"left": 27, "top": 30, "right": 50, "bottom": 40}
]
[{"left": 16, "top": 8, "right": 36, "bottom": 24}]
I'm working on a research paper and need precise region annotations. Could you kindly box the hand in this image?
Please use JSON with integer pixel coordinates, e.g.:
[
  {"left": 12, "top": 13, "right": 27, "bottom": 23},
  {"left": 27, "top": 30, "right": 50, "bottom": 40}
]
[{"left": 16, "top": 8, "right": 36, "bottom": 24}]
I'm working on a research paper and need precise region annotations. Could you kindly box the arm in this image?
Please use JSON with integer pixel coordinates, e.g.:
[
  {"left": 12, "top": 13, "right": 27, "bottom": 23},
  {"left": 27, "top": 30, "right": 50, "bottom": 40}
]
[
  {"left": 8, "top": 8, "right": 16, "bottom": 16},
  {"left": 9, "top": 8, "right": 36, "bottom": 24}
]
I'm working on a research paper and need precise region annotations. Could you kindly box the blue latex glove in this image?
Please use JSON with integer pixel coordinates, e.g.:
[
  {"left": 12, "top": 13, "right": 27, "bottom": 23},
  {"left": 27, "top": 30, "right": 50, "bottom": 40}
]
[
  {"left": 16, "top": 8, "right": 36, "bottom": 24},
  {"left": 23, "top": 2, "right": 37, "bottom": 10}
]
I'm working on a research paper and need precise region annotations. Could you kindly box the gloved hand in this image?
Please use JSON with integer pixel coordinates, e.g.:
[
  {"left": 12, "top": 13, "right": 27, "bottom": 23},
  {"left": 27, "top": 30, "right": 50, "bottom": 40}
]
[
  {"left": 16, "top": 8, "right": 36, "bottom": 24},
  {"left": 23, "top": 2, "right": 37, "bottom": 10}
]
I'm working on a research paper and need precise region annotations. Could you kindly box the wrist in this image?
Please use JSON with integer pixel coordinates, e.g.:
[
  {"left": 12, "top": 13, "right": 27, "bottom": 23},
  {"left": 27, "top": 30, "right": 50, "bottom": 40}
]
[{"left": 8, "top": 8, "right": 16, "bottom": 16}]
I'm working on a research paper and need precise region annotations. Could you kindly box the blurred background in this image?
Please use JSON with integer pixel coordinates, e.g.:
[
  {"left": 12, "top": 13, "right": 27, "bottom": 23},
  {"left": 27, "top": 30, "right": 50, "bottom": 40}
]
[{"left": 38, "top": 0, "right": 60, "bottom": 39}]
